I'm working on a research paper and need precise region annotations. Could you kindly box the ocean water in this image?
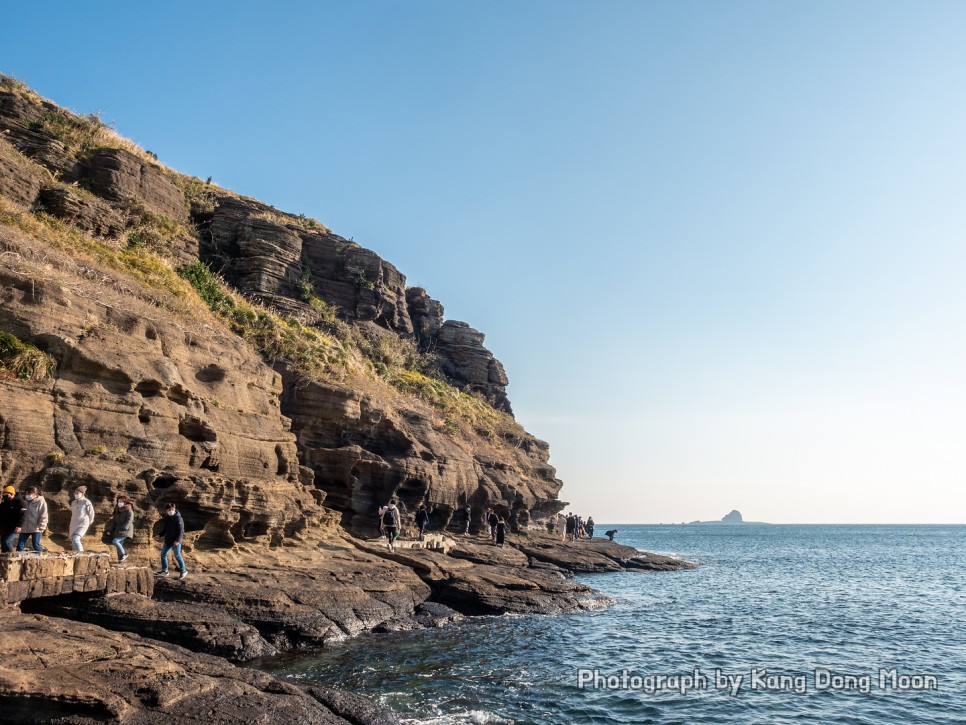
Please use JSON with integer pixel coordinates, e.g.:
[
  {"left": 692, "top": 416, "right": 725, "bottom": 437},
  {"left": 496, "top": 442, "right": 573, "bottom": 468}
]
[{"left": 270, "top": 525, "right": 966, "bottom": 724}]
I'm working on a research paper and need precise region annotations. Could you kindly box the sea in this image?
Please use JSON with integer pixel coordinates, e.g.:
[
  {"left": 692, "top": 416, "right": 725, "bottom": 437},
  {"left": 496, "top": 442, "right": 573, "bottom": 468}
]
[{"left": 269, "top": 524, "right": 966, "bottom": 724}]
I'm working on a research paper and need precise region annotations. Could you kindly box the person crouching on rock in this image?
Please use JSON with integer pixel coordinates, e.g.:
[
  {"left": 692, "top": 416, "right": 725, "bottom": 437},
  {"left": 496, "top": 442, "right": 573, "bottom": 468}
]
[
  {"left": 154, "top": 503, "right": 187, "bottom": 579},
  {"left": 382, "top": 498, "right": 401, "bottom": 552},
  {"left": 605, "top": 529, "right": 618, "bottom": 541},
  {"left": 0, "top": 485, "right": 26, "bottom": 553},
  {"left": 107, "top": 495, "right": 134, "bottom": 563},
  {"left": 495, "top": 517, "right": 507, "bottom": 548},
  {"left": 69, "top": 485, "right": 95, "bottom": 552},
  {"left": 18, "top": 486, "right": 47, "bottom": 552},
  {"left": 415, "top": 503, "right": 430, "bottom": 541}
]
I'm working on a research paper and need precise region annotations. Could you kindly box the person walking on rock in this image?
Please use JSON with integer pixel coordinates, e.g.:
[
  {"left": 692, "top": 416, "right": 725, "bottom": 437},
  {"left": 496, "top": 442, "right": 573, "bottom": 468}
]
[
  {"left": 557, "top": 512, "right": 567, "bottom": 542},
  {"left": 462, "top": 504, "right": 472, "bottom": 536},
  {"left": 382, "top": 498, "right": 401, "bottom": 552},
  {"left": 565, "top": 513, "right": 576, "bottom": 542},
  {"left": 486, "top": 508, "right": 499, "bottom": 542},
  {"left": 69, "top": 485, "right": 95, "bottom": 552},
  {"left": 586, "top": 516, "right": 595, "bottom": 539},
  {"left": 495, "top": 517, "right": 507, "bottom": 548},
  {"left": 17, "top": 486, "right": 47, "bottom": 552},
  {"left": 154, "top": 502, "right": 187, "bottom": 579},
  {"left": 107, "top": 495, "right": 134, "bottom": 562},
  {"left": 415, "top": 504, "right": 430, "bottom": 541},
  {"left": 0, "top": 485, "right": 26, "bottom": 553}
]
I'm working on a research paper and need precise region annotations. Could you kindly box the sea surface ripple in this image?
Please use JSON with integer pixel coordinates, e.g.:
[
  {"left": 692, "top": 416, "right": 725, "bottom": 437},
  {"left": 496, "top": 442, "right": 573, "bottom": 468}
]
[{"left": 270, "top": 524, "right": 966, "bottom": 724}]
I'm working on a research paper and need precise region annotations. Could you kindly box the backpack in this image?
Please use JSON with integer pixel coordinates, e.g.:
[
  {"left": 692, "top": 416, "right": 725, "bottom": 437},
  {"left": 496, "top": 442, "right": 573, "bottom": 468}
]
[{"left": 382, "top": 507, "right": 396, "bottom": 527}]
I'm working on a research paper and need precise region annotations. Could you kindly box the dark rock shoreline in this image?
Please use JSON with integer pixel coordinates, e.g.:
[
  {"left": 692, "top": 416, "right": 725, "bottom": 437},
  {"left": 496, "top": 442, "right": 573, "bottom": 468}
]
[{"left": 1, "top": 535, "right": 694, "bottom": 723}]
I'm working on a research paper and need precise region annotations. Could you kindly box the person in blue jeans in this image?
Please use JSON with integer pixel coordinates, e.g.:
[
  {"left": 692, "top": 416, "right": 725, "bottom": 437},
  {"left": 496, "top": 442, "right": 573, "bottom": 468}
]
[
  {"left": 154, "top": 502, "right": 187, "bottom": 580},
  {"left": 107, "top": 495, "right": 134, "bottom": 562},
  {"left": 0, "top": 486, "right": 26, "bottom": 553},
  {"left": 18, "top": 486, "right": 47, "bottom": 552}
]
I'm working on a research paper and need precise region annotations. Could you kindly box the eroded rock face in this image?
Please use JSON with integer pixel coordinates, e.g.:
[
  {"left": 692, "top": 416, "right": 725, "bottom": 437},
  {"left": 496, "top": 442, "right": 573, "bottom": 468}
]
[
  {"left": 35, "top": 186, "right": 125, "bottom": 237},
  {"left": 0, "top": 137, "right": 49, "bottom": 209},
  {"left": 279, "top": 372, "right": 564, "bottom": 534},
  {"left": 405, "top": 288, "right": 512, "bottom": 414},
  {"left": 85, "top": 147, "right": 189, "bottom": 222},
  {"left": 0, "top": 91, "right": 81, "bottom": 181},
  {"left": 204, "top": 197, "right": 413, "bottom": 333},
  {"left": 0, "top": 232, "right": 310, "bottom": 551}
]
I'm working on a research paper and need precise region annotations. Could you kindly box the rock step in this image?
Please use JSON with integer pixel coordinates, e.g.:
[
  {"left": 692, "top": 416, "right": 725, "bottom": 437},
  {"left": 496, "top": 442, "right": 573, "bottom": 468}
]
[{"left": 0, "top": 551, "right": 153, "bottom": 603}]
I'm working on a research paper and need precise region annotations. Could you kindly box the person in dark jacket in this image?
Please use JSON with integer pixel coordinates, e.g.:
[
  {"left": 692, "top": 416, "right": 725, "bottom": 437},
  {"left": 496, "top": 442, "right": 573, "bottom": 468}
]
[
  {"left": 415, "top": 504, "right": 430, "bottom": 541},
  {"left": 462, "top": 504, "right": 472, "bottom": 536},
  {"left": 154, "top": 503, "right": 187, "bottom": 579},
  {"left": 586, "top": 517, "right": 595, "bottom": 539},
  {"left": 0, "top": 485, "right": 26, "bottom": 552},
  {"left": 107, "top": 495, "right": 135, "bottom": 562},
  {"left": 486, "top": 508, "right": 499, "bottom": 542},
  {"left": 565, "top": 513, "right": 577, "bottom": 542},
  {"left": 495, "top": 517, "right": 507, "bottom": 548}
]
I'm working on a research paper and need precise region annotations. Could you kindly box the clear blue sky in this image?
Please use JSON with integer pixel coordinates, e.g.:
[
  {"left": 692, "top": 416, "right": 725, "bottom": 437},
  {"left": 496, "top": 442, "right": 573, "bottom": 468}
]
[{"left": 6, "top": 1, "right": 966, "bottom": 523}]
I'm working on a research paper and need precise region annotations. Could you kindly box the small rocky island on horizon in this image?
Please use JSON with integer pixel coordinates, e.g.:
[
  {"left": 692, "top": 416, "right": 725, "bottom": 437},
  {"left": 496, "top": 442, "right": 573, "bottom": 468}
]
[{"left": 685, "top": 509, "right": 770, "bottom": 525}]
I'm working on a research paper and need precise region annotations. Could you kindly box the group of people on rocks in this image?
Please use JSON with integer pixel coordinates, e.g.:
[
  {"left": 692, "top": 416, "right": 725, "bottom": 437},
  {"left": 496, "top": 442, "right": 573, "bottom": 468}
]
[
  {"left": 0, "top": 483, "right": 188, "bottom": 579},
  {"left": 559, "top": 512, "right": 596, "bottom": 542},
  {"left": 376, "top": 500, "right": 512, "bottom": 549}
]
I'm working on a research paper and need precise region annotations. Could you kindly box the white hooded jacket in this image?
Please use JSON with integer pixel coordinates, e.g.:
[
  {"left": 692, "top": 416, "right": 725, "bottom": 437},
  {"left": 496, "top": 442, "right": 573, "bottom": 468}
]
[{"left": 69, "top": 496, "right": 95, "bottom": 537}]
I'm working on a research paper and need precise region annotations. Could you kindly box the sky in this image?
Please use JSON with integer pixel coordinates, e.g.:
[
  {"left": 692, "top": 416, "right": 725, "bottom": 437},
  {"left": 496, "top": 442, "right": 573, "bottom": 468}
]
[{"left": 4, "top": 1, "right": 966, "bottom": 523}]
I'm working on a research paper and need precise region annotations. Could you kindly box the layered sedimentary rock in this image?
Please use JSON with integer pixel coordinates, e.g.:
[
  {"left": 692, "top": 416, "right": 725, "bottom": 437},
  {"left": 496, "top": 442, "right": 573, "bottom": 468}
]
[
  {"left": 278, "top": 371, "right": 562, "bottom": 533},
  {"left": 204, "top": 196, "right": 412, "bottom": 332},
  {"left": 85, "top": 147, "right": 189, "bottom": 221},
  {"left": 0, "top": 90, "right": 81, "bottom": 181}
]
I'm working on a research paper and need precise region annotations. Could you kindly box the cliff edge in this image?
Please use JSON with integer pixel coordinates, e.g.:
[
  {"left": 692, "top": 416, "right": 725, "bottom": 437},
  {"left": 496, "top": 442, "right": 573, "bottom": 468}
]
[{"left": 0, "top": 75, "right": 693, "bottom": 722}]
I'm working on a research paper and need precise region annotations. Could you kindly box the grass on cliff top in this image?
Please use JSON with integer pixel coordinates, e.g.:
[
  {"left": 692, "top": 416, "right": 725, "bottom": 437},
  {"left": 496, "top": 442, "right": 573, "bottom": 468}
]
[
  {"left": 177, "top": 262, "right": 346, "bottom": 377},
  {"left": 0, "top": 331, "right": 56, "bottom": 381},
  {"left": 0, "top": 199, "right": 199, "bottom": 312},
  {"left": 1, "top": 74, "right": 170, "bottom": 169}
]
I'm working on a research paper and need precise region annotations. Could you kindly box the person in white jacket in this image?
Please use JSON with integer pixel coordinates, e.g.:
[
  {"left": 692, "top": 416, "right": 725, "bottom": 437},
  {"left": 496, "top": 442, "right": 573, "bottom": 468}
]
[{"left": 69, "top": 485, "right": 95, "bottom": 551}]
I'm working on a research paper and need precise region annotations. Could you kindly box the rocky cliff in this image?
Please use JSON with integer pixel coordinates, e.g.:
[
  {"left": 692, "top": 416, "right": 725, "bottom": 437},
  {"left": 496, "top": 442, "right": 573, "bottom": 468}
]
[{"left": 0, "top": 76, "right": 692, "bottom": 723}]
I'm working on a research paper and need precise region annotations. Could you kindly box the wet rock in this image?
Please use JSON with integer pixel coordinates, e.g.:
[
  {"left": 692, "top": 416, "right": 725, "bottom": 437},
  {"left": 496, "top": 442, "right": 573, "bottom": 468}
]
[
  {"left": 304, "top": 686, "right": 401, "bottom": 725},
  {"left": 514, "top": 535, "right": 698, "bottom": 574}
]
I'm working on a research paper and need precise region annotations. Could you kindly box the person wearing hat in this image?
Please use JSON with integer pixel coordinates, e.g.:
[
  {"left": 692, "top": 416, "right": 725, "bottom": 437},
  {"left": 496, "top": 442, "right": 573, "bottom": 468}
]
[
  {"left": 68, "top": 485, "right": 95, "bottom": 551},
  {"left": 17, "top": 486, "right": 47, "bottom": 552},
  {"left": 0, "top": 485, "right": 26, "bottom": 552}
]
